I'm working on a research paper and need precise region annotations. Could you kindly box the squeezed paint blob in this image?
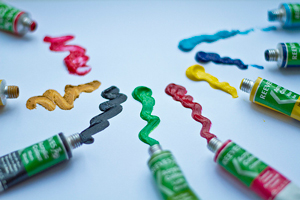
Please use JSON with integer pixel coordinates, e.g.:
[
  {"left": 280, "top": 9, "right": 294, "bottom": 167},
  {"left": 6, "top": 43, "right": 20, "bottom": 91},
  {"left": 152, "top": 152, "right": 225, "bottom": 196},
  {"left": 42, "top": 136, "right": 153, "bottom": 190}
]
[
  {"left": 79, "top": 86, "right": 127, "bottom": 144},
  {"left": 165, "top": 83, "right": 216, "bottom": 143},
  {"left": 44, "top": 35, "right": 91, "bottom": 76},
  {"left": 178, "top": 29, "right": 254, "bottom": 52},
  {"left": 186, "top": 64, "right": 238, "bottom": 98},
  {"left": 132, "top": 86, "right": 160, "bottom": 146},
  {"left": 26, "top": 80, "right": 101, "bottom": 111},
  {"left": 195, "top": 51, "right": 264, "bottom": 70}
]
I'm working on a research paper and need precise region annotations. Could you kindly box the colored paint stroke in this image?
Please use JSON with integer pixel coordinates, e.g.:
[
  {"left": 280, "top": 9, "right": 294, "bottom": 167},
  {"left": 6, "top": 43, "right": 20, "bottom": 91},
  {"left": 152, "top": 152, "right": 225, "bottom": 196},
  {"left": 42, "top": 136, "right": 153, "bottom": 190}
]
[
  {"left": 44, "top": 35, "right": 91, "bottom": 76},
  {"left": 26, "top": 80, "right": 100, "bottom": 111},
  {"left": 132, "top": 86, "right": 160, "bottom": 146},
  {"left": 195, "top": 51, "right": 264, "bottom": 70},
  {"left": 80, "top": 86, "right": 127, "bottom": 144},
  {"left": 178, "top": 29, "right": 253, "bottom": 52},
  {"left": 165, "top": 83, "right": 216, "bottom": 143},
  {"left": 178, "top": 27, "right": 277, "bottom": 52},
  {"left": 186, "top": 64, "right": 238, "bottom": 98}
]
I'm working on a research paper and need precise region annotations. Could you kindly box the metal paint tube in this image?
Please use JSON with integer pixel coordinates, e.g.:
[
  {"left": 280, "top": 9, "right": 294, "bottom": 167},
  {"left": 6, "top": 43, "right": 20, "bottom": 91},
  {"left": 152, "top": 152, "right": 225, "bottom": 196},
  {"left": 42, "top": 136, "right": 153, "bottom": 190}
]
[
  {"left": 0, "top": 133, "right": 81, "bottom": 193},
  {"left": 148, "top": 144, "right": 200, "bottom": 200},
  {"left": 265, "top": 43, "right": 300, "bottom": 68},
  {"left": 240, "top": 77, "right": 300, "bottom": 121},
  {"left": 0, "top": 1, "right": 37, "bottom": 35},
  {"left": 0, "top": 80, "right": 19, "bottom": 106},
  {"left": 208, "top": 138, "right": 300, "bottom": 200},
  {"left": 268, "top": 3, "right": 300, "bottom": 28}
]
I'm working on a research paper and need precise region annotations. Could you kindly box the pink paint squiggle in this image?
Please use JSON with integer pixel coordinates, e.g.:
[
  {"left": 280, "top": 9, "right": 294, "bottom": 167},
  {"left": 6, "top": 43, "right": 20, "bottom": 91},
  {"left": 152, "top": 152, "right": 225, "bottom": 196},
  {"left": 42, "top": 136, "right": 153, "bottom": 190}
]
[{"left": 44, "top": 35, "right": 91, "bottom": 76}]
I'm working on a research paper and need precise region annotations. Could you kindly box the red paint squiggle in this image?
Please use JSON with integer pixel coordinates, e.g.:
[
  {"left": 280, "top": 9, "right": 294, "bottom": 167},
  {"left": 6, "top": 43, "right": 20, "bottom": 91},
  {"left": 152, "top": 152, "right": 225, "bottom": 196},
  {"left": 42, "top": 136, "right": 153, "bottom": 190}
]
[
  {"left": 44, "top": 36, "right": 91, "bottom": 76},
  {"left": 165, "top": 83, "right": 216, "bottom": 143}
]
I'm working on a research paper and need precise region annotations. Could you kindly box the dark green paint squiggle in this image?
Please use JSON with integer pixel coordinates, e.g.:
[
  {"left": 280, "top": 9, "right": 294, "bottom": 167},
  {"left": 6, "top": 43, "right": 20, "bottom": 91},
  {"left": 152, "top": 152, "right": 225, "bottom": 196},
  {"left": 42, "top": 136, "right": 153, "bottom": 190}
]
[{"left": 132, "top": 86, "right": 160, "bottom": 146}]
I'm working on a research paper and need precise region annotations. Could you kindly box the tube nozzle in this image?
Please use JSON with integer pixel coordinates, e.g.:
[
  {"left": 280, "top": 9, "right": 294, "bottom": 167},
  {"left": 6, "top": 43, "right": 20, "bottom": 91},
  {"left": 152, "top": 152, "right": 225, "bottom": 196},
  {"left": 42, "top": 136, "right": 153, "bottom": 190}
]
[
  {"left": 240, "top": 78, "right": 254, "bottom": 93},
  {"left": 6, "top": 86, "right": 19, "bottom": 98},
  {"left": 265, "top": 49, "right": 279, "bottom": 61}
]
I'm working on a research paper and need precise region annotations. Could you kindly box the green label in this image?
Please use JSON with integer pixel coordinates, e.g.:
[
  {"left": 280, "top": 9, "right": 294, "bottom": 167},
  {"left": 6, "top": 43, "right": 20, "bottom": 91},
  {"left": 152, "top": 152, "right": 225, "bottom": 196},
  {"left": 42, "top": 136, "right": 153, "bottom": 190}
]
[
  {"left": 19, "top": 135, "right": 68, "bottom": 177},
  {"left": 288, "top": 4, "right": 300, "bottom": 23},
  {"left": 286, "top": 43, "right": 300, "bottom": 67},
  {"left": 148, "top": 151, "right": 199, "bottom": 200},
  {"left": 254, "top": 79, "right": 299, "bottom": 116},
  {"left": 217, "top": 142, "right": 268, "bottom": 187},
  {"left": 0, "top": 2, "right": 21, "bottom": 32}
]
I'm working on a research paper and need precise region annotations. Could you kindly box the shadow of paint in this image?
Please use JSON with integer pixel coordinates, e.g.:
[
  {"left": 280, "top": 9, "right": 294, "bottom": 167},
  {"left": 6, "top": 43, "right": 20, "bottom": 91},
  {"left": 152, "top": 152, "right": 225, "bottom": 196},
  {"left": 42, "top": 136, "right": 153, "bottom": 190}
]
[
  {"left": 249, "top": 102, "right": 300, "bottom": 130},
  {"left": 0, "top": 30, "right": 35, "bottom": 42},
  {"left": 0, "top": 156, "right": 76, "bottom": 196},
  {"left": 0, "top": 106, "right": 5, "bottom": 115},
  {"left": 277, "top": 67, "right": 300, "bottom": 76},
  {"left": 149, "top": 173, "right": 165, "bottom": 199},
  {"left": 215, "top": 166, "right": 260, "bottom": 199}
]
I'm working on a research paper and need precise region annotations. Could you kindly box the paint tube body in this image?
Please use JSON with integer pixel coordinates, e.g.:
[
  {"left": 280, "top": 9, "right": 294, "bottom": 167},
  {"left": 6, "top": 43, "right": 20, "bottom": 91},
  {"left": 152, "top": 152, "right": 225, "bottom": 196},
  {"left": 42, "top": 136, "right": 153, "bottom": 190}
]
[
  {"left": 0, "top": 79, "right": 19, "bottom": 106},
  {"left": 269, "top": 3, "right": 300, "bottom": 27},
  {"left": 0, "top": 133, "right": 72, "bottom": 193},
  {"left": 148, "top": 150, "right": 200, "bottom": 200},
  {"left": 265, "top": 43, "right": 300, "bottom": 68},
  {"left": 214, "top": 140, "right": 300, "bottom": 200},
  {"left": 0, "top": 2, "right": 36, "bottom": 35},
  {"left": 241, "top": 77, "right": 300, "bottom": 121}
]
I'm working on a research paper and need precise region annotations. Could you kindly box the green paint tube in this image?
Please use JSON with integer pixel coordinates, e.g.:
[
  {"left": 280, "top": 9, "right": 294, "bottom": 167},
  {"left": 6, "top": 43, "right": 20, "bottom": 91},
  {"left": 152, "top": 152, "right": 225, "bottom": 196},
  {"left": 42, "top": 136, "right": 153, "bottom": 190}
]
[
  {"left": 0, "top": 133, "right": 81, "bottom": 192},
  {"left": 148, "top": 144, "right": 200, "bottom": 200},
  {"left": 0, "top": 1, "right": 37, "bottom": 35},
  {"left": 208, "top": 138, "right": 300, "bottom": 200}
]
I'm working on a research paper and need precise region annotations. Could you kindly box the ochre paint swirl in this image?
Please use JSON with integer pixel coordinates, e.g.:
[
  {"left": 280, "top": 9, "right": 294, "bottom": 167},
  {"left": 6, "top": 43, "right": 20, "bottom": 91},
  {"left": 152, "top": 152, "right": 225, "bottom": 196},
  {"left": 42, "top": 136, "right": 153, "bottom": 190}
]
[
  {"left": 186, "top": 64, "right": 238, "bottom": 98},
  {"left": 26, "top": 80, "right": 101, "bottom": 111}
]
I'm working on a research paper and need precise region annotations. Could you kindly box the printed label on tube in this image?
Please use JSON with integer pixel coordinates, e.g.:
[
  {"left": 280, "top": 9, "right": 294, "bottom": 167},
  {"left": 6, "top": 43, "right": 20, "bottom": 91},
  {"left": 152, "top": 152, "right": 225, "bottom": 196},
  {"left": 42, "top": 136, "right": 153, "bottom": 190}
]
[
  {"left": 288, "top": 4, "right": 300, "bottom": 23},
  {"left": 0, "top": 134, "right": 68, "bottom": 192},
  {"left": 252, "top": 78, "right": 300, "bottom": 121},
  {"left": 215, "top": 141, "right": 300, "bottom": 200},
  {"left": 148, "top": 151, "right": 199, "bottom": 200},
  {"left": 0, "top": 2, "right": 22, "bottom": 33},
  {"left": 285, "top": 43, "right": 300, "bottom": 67}
]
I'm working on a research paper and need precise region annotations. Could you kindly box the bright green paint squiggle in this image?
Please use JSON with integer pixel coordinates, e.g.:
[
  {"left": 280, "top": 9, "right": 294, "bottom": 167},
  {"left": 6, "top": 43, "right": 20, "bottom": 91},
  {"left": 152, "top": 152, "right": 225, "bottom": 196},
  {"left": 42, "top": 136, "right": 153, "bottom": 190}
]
[{"left": 132, "top": 86, "right": 160, "bottom": 146}]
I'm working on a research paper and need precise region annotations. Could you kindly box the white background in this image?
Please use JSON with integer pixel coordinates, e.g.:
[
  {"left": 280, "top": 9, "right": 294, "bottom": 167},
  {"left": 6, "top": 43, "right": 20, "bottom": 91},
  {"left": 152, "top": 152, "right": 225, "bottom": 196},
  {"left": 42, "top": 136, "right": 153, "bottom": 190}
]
[{"left": 1, "top": 0, "right": 300, "bottom": 199}]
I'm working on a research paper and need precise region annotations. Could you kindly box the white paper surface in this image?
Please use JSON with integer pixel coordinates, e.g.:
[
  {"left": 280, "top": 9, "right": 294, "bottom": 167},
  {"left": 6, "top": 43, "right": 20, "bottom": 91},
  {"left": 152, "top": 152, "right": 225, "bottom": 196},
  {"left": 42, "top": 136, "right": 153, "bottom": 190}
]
[{"left": 0, "top": 0, "right": 300, "bottom": 199}]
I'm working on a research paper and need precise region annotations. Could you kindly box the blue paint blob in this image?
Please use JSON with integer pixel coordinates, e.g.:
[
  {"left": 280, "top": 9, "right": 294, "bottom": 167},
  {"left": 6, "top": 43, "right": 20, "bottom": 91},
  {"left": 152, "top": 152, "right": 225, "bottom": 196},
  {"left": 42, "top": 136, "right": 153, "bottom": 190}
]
[
  {"left": 178, "top": 29, "right": 254, "bottom": 52},
  {"left": 261, "top": 26, "right": 277, "bottom": 31},
  {"left": 195, "top": 51, "right": 264, "bottom": 70}
]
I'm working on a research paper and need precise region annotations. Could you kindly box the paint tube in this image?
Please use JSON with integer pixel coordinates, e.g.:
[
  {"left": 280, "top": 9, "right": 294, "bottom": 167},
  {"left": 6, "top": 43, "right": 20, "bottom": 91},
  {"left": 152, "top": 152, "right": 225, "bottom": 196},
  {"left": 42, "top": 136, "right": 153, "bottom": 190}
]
[
  {"left": 268, "top": 3, "right": 300, "bottom": 28},
  {"left": 0, "top": 2, "right": 37, "bottom": 35},
  {"left": 240, "top": 77, "right": 300, "bottom": 121},
  {"left": 208, "top": 138, "right": 300, "bottom": 200},
  {"left": 0, "top": 133, "right": 81, "bottom": 193},
  {"left": 0, "top": 80, "right": 19, "bottom": 106},
  {"left": 265, "top": 43, "right": 300, "bottom": 68},
  {"left": 148, "top": 144, "right": 200, "bottom": 200}
]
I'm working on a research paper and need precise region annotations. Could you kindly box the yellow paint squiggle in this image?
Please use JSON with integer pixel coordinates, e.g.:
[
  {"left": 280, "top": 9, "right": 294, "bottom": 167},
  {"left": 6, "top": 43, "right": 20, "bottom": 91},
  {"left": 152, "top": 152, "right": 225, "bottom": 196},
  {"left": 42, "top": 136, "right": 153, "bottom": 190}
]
[
  {"left": 26, "top": 80, "right": 101, "bottom": 111},
  {"left": 186, "top": 64, "right": 238, "bottom": 98}
]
